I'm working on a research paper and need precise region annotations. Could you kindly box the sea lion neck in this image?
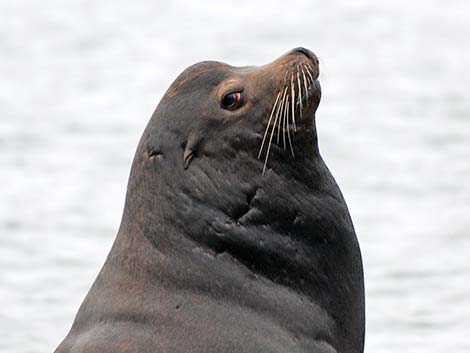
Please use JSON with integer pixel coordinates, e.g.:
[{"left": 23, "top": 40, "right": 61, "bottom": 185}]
[
  {"left": 109, "top": 140, "right": 363, "bottom": 352},
  {"left": 118, "top": 132, "right": 349, "bottom": 290}
]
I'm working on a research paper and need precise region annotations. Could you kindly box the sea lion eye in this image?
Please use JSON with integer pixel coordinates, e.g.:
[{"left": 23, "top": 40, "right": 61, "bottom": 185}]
[{"left": 221, "top": 91, "right": 243, "bottom": 110}]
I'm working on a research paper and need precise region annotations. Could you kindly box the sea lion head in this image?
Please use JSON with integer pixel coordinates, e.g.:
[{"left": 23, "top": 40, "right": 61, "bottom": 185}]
[{"left": 142, "top": 47, "right": 321, "bottom": 174}]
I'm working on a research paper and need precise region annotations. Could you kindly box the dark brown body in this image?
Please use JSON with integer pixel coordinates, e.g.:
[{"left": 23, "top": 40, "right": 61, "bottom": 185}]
[{"left": 56, "top": 48, "right": 365, "bottom": 353}]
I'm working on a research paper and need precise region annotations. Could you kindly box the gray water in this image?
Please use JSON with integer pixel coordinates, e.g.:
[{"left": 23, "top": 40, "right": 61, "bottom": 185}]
[{"left": 1, "top": 1, "right": 469, "bottom": 352}]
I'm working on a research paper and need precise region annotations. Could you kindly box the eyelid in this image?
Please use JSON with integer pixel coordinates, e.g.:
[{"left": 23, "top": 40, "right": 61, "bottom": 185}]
[{"left": 223, "top": 88, "right": 244, "bottom": 96}]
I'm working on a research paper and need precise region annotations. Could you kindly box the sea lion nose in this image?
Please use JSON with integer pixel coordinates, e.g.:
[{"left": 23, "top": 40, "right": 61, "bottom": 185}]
[{"left": 289, "top": 47, "right": 318, "bottom": 64}]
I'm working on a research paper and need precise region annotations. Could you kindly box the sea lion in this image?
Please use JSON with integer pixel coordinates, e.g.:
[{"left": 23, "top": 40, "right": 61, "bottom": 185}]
[{"left": 55, "top": 47, "right": 365, "bottom": 353}]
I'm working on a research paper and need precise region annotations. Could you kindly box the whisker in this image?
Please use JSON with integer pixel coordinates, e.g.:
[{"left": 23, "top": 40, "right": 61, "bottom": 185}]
[
  {"left": 285, "top": 99, "right": 294, "bottom": 157},
  {"left": 282, "top": 95, "right": 289, "bottom": 150},
  {"left": 301, "top": 65, "right": 313, "bottom": 88},
  {"left": 259, "top": 63, "right": 315, "bottom": 173},
  {"left": 297, "top": 70, "right": 303, "bottom": 120},
  {"left": 301, "top": 66, "right": 309, "bottom": 94},
  {"left": 304, "top": 64, "right": 315, "bottom": 83},
  {"left": 262, "top": 91, "right": 283, "bottom": 174},
  {"left": 276, "top": 87, "right": 287, "bottom": 144},
  {"left": 258, "top": 91, "right": 281, "bottom": 159},
  {"left": 290, "top": 74, "right": 297, "bottom": 132},
  {"left": 282, "top": 107, "right": 286, "bottom": 149},
  {"left": 278, "top": 87, "right": 288, "bottom": 146}
]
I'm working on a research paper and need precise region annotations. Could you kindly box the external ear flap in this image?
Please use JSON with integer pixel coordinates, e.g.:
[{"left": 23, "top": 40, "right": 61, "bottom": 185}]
[
  {"left": 183, "top": 132, "right": 203, "bottom": 170},
  {"left": 183, "top": 148, "right": 195, "bottom": 169}
]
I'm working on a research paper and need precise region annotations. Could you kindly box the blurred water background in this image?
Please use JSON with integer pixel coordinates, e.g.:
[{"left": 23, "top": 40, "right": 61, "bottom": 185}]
[{"left": 1, "top": 0, "right": 469, "bottom": 352}]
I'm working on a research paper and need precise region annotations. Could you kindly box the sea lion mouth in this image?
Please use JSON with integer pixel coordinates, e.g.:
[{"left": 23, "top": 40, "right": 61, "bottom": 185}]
[{"left": 257, "top": 48, "right": 321, "bottom": 174}]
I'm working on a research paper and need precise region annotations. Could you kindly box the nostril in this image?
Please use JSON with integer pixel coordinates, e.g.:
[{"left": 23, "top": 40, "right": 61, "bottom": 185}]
[{"left": 289, "top": 47, "right": 315, "bottom": 61}]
